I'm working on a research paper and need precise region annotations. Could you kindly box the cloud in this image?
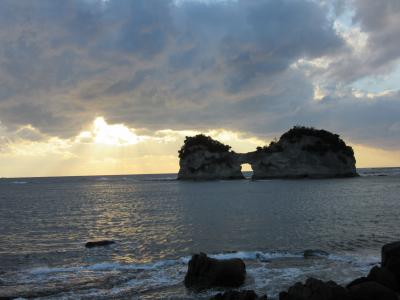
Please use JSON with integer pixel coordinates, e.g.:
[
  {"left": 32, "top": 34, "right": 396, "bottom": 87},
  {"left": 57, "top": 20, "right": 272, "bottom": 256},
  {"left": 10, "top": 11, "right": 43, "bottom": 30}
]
[
  {"left": 0, "top": 0, "right": 398, "bottom": 162},
  {"left": 0, "top": 0, "right": 342, "bottom": 131},
  {"left": 321, "top": 0, "right": 400, "bottom": 83}
]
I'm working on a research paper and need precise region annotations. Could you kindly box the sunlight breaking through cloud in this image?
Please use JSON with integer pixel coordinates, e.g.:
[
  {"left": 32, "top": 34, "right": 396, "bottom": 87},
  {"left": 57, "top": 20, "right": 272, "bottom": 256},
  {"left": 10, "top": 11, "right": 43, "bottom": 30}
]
[{"left": 77, "top": 117, "right": 145, "bottom": 146}]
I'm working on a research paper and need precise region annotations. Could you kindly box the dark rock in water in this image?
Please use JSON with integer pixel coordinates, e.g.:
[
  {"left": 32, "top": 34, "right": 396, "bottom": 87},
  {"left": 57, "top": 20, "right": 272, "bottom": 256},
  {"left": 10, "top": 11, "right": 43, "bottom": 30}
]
[
  {"left": 279, "top": 277, "right": 350, "bottom": 300},
  {"left": 210, "top": 290, "right": 267, "bottom": 300},
  {"left": 303, "top": 249, "right": 329, "bottom": 258},
  {"left": 382, "top": 241, "right": 400, "bottom": 280},
  {"left": 367, "top": 266, "right": 399, "bottom": 291},
  {"left": 184, "top": 253, "right": 246, "bottom": 288},
  {"left": 85, "top": 240, "right": 115, "bottom": 248},
  {"left": 348, "top": 281, "right": 397, "bottom": 300}
]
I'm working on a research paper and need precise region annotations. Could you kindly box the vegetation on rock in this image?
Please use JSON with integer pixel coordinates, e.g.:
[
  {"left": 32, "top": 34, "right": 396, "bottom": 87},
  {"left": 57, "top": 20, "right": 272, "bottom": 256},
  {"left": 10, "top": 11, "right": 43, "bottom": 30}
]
[
  {"left": 281, "top": 126, "right": 354, "bottom": 157},
  {"left": 256, "top": 140, "right": 284, "bottom": 153},
  {"left": 178, "top": 134, "right": 232, "bottom": 159}
]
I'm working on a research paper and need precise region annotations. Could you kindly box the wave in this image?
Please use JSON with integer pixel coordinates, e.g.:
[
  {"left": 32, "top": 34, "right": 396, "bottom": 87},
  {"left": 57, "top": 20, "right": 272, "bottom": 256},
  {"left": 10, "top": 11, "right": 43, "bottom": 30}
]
[
  {"left": 28, "top": 259, "right": 185, "bottom": 275},
  {"left": 25, "top": 249, "right": 378, "bottom": 277},
  {"left": 3, "top": 250, "right": 379, "bottom": 299}
]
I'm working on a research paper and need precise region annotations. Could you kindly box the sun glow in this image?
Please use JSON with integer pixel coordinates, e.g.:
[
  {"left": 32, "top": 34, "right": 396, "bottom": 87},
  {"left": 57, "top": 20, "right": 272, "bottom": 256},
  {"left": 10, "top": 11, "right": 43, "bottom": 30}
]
[
  {"left": 78, "top": 117, "right": 144, "bottom": 146},
  {"left": 1, "top": 116, "right": 400, "bottom": 177}
]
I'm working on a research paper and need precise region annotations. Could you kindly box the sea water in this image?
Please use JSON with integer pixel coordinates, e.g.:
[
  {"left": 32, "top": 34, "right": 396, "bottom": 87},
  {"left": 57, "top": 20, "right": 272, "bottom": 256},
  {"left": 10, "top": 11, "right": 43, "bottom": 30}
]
[{"left": 0, "top": 168, "right": 400, "bottom": 299}]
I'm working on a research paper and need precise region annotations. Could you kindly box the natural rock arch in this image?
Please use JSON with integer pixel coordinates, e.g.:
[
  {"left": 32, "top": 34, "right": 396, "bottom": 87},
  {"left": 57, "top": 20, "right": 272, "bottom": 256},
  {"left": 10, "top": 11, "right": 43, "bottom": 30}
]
[{"left": 177, "top": 126, "right": 358, "bottom": 180}]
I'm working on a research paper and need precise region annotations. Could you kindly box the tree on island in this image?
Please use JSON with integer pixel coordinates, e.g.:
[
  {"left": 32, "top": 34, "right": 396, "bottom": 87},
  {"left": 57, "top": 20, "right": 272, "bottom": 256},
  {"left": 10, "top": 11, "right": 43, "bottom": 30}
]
[
  {"left": 256, "top": 126, "right": 354, "bottom": 157},
  {"left": 281, "top": 126, "right": 354, "bottom": 156},
  {"left": 178, "top": 134, "right": 232, "bottom": 159}
]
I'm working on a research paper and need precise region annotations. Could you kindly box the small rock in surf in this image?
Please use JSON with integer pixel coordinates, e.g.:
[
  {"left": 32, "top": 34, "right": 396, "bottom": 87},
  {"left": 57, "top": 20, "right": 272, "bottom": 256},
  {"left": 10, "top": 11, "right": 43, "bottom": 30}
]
[{"left": 85, "top": 240, "right": 115, "bottom": 248}]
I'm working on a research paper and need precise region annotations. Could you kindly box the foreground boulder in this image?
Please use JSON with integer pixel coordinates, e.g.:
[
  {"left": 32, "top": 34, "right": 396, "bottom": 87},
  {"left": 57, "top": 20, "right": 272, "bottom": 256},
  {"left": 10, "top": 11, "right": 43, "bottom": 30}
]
[
  {"left": 85, "top": 240, "right": 115, "bottom": 248},
  {"left": 184, "top": 253, "right": 246, "bottom": 288},
  {"left": 345, "top": 241, "right": 400, "bottom": 298},
  {"left": 347, "top": 266, "right": 399, "bottom": 291},
  {"left": 348, "top": 281, "right": 397, "bottom": 300},
  {"left": 382, "top": 241, "right": 400, "bottom": 281},
  {"left": 279, "top": 278, "right": 350, "bottom": 300},
  {"left": 177, "top": 126, "right": 357, "bottom": 180},
  {"left": 367, "top": 266, "right": 399, "bottom": 291},
  {"left": 210, "top": 290, "right": 267, "bottom": 300}
]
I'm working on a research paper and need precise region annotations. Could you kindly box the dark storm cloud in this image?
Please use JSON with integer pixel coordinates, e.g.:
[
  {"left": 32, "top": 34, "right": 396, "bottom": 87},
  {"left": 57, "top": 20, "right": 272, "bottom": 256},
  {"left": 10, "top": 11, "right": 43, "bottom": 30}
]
[{"left": 0, "top": 0, "right": 398, "bottom": 150}]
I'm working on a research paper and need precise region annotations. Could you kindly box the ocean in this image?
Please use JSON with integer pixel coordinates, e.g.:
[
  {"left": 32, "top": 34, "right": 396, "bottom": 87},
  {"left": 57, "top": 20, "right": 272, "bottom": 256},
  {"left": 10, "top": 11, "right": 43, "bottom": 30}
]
[{"left": 1, "top": 168, "right": 400, "bottom": 299}]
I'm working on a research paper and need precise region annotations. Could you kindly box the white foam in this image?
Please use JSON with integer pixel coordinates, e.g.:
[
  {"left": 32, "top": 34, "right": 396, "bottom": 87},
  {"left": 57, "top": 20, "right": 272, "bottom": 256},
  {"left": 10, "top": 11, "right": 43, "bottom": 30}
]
[
  {"left": 209, "top": 250, "right": 302, "bottom": 261},
  {"left": 25, "top": 250, "right": 378, "bottom": 278},
  {"left": 18, "top": 250, "right": 380, "bottom": 300},
  {"left": 27, "top": 259, "right": 185, "bottom": 276}
]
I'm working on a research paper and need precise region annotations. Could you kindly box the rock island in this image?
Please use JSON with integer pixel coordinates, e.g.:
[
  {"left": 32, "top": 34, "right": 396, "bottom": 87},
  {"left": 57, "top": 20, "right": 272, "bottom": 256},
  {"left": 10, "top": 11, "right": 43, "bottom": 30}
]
[{"left": 177, "top": 126, "right": 357, "bottom": 180}]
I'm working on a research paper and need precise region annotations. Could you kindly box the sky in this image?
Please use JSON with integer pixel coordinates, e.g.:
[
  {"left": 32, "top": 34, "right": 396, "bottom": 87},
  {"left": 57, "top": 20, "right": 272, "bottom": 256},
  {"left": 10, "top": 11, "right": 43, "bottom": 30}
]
[{"left": 0, "top": 0, "right": 399, "bottom": 177}]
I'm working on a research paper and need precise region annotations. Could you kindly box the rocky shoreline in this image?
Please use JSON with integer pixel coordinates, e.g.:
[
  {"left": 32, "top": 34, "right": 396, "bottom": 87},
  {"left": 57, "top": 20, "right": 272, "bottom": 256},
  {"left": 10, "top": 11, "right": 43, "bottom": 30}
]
[
  {"left": 178, "top": 126, "right": 358, "bottom": 180},
  {"left": 184, "top": 242, "right": 400, "bottom": 300}
]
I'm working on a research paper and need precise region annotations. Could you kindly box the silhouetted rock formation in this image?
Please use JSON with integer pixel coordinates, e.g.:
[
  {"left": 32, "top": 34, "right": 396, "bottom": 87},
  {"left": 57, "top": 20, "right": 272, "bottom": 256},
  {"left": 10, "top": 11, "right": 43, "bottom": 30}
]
[
  {"left": 184, "top": 253, "right": 246, "bottom": 288},
  {"left": 198, "top": 241, "right": 400, "bottom": 300},
  {"left": 178, "top": 126, "right": 357, "bottom": 180},
  {"left": 210, "top": 290, "right": 268, "bottom": 300},
  {"left": 382, "top": 241, "right": 400, "bottom": 282},
  {"left": 350, "top": 266, "right": 399, "bottom": 291},
  {"left": 348, "top": 281, "right": 397, "bottom": 300},
  {"left": 279, "top": 277, "right": 351, "bottom": 300}
]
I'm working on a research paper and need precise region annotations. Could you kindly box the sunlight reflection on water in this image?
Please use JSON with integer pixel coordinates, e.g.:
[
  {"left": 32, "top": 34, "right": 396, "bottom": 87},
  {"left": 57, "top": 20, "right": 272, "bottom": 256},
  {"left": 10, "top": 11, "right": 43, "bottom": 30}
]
[{"left": 0, "top": 172, "right": 399, "bottom": 298}]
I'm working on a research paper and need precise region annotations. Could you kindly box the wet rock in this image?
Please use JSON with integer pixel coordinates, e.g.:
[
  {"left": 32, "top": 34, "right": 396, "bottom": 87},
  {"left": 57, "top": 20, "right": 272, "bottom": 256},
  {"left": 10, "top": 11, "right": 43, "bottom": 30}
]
[
  {"left": 210, "top": 290, "right": 267, "bottom": 300},
  {"left": 382, "top": 241, "right": 400, "bottom": 280},
  {"left": 367, "top": 266, "right": 399, "bottom": 291},
  {"left": 382, "top": 241, "right": 400, "bottom": 266},
  {"left": 85, "top": 240, "right": 115, "bottom": 248},
  {"left": 348, "top": 281, "right": 397, "bottom": 300},
  {"left": 184, "top": 253, "right": 246, "bottom": 288},
  {"left": 346, "top": 277, "right": 370, "bottom": 289},
  {"left": 279, "top": 277, "right": 350, "bottom": 300},
  {"left": 303, "top": 249, "right": 329, "bottom": 258}
]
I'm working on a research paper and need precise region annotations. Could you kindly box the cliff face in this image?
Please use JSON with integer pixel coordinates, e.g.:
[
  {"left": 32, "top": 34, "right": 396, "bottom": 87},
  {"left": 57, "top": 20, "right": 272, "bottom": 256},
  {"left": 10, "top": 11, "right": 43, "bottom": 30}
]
[
  {"left": 177, "top": 127, "right": 357, "bottom": 180},
  {"left": 177, "top": 135, "right": 244, "bottom": 180},
  {"left": 248, "top": 133, "right": 357, "bottom": 179}
]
